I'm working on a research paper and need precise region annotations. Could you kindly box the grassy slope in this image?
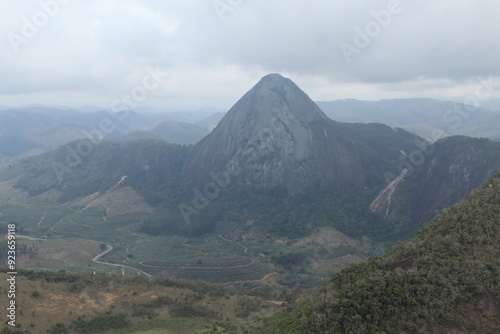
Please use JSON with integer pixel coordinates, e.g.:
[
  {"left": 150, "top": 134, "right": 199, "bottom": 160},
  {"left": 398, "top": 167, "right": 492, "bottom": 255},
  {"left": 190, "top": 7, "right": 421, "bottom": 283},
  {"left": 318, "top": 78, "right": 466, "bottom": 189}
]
[
  {"left": 0, "top": 270, "right": 280, "bottom": 334},
  {"left": 262, "top": 172, "right": 500, "bottom": 333}
]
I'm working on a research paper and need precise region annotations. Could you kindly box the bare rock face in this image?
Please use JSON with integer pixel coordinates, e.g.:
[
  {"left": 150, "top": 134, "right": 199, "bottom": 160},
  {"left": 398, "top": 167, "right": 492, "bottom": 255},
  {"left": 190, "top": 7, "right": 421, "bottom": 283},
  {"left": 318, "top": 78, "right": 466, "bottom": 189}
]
[
  {"left": 182, "top": 74, "right": 371, "bottom": 194},
  {"left": 369, "top": 135, "right": 500, "bottom": 227},
  {"left": 408, "top": 136, "right": 500, "bottom": 226}
]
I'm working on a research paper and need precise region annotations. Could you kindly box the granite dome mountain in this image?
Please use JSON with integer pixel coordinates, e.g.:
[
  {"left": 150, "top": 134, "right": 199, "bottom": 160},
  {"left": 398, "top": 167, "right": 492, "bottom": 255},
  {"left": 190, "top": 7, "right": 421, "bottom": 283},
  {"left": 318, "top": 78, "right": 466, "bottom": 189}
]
[{"left": 182, "top": 73, "right": 418, "bottom": 195}]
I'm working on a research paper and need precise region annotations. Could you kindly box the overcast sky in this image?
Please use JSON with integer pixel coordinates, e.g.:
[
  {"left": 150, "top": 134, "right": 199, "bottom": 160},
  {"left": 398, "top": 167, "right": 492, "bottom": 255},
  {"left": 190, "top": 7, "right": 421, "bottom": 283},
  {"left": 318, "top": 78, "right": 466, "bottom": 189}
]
[{"left": 1, "top": 0, "right": 500, "bottom": 112}]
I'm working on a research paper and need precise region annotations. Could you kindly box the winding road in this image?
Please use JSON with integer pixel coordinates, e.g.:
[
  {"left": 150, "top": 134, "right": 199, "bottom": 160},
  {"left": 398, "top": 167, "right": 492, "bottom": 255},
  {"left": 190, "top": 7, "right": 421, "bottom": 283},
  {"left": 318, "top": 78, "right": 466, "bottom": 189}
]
[
  {"left": 92, "top": 245, "right": 152, "bottom": 277},
  {"left": 17, "top": 235, "right": 45, "bottom": 241}
]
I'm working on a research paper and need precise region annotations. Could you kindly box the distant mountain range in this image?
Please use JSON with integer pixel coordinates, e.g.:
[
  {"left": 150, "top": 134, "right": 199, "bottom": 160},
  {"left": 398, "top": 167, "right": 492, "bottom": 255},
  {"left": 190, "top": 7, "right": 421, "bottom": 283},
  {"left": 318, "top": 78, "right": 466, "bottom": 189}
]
[
  {"left": 117, "top": 121, "right": 210, "bottom": 145},
  {"left": 483, "top": 97, "right": 500, "bottom": 111},
  {"left": 0, "top": 107, "right": 211, "bottom": 158},
  {"left": 317, "top": 98, "right": 500, "bottom": 142},
  {"left": 2, "top": 95, "right": 497, "bottom": 160}
]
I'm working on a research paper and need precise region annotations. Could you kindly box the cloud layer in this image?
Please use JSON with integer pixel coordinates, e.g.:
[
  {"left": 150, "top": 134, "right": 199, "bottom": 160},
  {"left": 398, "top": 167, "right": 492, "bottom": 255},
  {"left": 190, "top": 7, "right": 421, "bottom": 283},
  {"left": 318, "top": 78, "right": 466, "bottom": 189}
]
[{"left": 1, "top": 0, "right": 499, "bottom": 110}]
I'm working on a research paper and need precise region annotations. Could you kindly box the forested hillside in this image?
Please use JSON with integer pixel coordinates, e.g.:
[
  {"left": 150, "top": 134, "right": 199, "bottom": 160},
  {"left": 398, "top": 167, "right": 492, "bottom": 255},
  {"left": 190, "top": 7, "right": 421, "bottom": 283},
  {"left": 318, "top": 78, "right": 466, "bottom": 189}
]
[{"left": 262, "top": 173, "right": 500, "bottom": 333}]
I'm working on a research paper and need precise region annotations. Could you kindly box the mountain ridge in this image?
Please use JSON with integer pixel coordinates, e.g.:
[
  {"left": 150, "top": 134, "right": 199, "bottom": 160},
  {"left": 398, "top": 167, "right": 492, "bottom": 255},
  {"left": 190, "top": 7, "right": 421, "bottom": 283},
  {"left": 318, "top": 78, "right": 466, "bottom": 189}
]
[{"left": 317, "top": 98, "right": 500, "bottom": 141}]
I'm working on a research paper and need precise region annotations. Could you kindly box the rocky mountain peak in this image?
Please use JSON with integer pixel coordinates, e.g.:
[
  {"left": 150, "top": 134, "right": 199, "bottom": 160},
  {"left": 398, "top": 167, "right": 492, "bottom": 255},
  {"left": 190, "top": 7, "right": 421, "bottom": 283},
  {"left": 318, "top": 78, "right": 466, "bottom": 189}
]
[
  {"left": 224, "top": 73, "right": 329, "bottom": 125},
  {"left": 182, "top": 74, "right": 368, "bottom": 194}
]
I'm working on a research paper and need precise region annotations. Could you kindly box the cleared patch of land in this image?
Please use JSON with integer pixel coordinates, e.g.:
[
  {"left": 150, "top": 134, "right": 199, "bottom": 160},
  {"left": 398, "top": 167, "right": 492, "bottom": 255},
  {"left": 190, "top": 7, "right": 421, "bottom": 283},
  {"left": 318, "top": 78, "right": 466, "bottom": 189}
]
[{"left": 72, "top": 186, "right": 153, "bottom": 217}]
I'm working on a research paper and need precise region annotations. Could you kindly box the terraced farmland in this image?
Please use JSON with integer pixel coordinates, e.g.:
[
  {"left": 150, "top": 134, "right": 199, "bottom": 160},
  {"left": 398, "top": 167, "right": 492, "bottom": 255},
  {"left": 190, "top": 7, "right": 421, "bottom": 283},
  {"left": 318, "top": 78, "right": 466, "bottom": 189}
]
[
  {"left": 135, "top": 256, "right": 273, "bottom": 283},
  {"left": 0, "top": 204, "right": 71, "bottom": 231},
  {"left": 99, "top": 236, "right": 276, "bottom": 284}
]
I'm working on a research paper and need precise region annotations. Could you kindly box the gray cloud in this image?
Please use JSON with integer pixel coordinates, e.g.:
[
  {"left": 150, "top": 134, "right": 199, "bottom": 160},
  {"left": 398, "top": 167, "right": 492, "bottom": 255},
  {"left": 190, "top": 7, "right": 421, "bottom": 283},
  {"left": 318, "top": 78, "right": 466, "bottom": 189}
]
[{"left": 1, "top": 0, "right": 499, "bottom": 110}]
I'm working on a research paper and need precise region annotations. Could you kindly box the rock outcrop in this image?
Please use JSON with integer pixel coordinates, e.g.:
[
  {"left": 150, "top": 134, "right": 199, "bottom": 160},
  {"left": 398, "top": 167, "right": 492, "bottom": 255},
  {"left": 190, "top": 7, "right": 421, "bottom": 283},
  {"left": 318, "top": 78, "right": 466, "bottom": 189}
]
[{"left": 182, "top": 74, "right": 384, "bottom": 194}]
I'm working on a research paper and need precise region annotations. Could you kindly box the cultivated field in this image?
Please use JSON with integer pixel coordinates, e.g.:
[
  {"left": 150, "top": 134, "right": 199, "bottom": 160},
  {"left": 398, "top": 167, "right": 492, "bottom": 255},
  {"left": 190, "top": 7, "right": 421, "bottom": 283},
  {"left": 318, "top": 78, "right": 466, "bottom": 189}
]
[{"left": 0, "top": 196, "right": 386, "bottom": 289}]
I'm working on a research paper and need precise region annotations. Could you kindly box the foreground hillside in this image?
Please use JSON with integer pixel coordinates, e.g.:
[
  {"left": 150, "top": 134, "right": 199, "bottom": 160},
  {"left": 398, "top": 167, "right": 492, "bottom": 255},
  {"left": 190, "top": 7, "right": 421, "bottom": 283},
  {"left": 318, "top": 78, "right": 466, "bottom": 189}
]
[
  {"left": 262, "top": 173, "right": 500, "bottom": 333},
  {"left": 0, "top": 269, "right": 280, "bottom": 333}
]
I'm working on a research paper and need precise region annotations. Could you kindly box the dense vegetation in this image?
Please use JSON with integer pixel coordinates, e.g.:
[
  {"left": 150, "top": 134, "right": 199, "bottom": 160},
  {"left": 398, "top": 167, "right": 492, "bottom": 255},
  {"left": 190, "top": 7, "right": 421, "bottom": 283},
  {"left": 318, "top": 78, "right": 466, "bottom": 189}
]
[
  {"left": 178, "top": 186, "right": 407, "bottom": 240},
  {"left": 262, "top": 172, "right": 500, "bottom": 333},
  {"left": 141, "top": 182, "right": 411, "bottom": 242},
  {"left": 70, "top": 314, "right": 131, "bottom": 333}
]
